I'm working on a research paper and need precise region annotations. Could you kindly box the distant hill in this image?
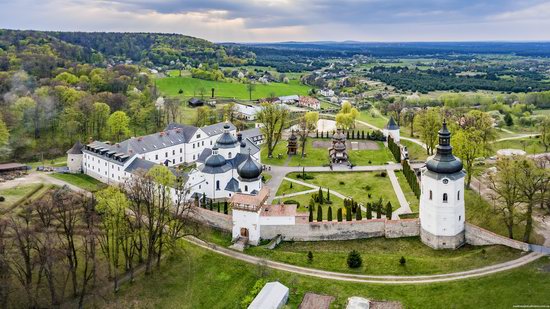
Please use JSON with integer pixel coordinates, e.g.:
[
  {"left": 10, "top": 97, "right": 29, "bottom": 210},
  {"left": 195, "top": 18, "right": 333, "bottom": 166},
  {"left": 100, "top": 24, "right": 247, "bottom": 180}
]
[{"left": 0, "top": 29, "right": 254, "bottom": 74}]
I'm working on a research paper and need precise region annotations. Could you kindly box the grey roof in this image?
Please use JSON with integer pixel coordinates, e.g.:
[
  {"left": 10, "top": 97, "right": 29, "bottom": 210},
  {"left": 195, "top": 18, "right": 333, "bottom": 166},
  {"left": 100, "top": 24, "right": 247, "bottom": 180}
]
[
  {"left": 196, "top": 148, "right": 212, "bottom": 163},
  {"left": 199, "top": 162, "right": 232, "bottom": 174},
  {"left": 164, "top": 123, "right": 198, "bottom": 141},
  {"left": 124, "top": 158, "right": 157, "bottom": 173},
  {"left": 216, "top": 133, "right": 239, "bottom": 149},
  {"left": 386, "top": 116, "right": 399, "bottom": 130},
  {"left": 67, "top": 141, "right": 83, "bottom": 154},
  {"left": 204, "top": 152, "right": 227, "bottom": 168},
  {"left": 241, "top": 127, "right": 262, "bottom": 139},
  {"left": 202, "top": 122, "right": 236, "bottom": 137},
  {"left": 224, "top": 178, "right": 241, "bottom": 192},
  {"left": 249, "top": 282, "right": 289, "bottom": 309}
]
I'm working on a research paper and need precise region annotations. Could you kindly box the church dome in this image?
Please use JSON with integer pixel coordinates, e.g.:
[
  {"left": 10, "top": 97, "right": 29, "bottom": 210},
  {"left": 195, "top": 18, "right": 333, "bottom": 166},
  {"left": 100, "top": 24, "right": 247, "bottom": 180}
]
[
  {"left": 237, "top": 155, "right": 262, "bottom": 179},
  {"left": 205, "top": 147, "right": 227, "bottom": 168},
  {"left": 426, "top": 120, "right": 463, "bottom": 174},
  {"left": 215, "top": 124, "right": 238, "bottom": 149},
  {"left": 334, "top": 141, "right": 346, "bottom": 151},
  {"left": 332, "top": 130, "right": 346, "bottom": 141}
]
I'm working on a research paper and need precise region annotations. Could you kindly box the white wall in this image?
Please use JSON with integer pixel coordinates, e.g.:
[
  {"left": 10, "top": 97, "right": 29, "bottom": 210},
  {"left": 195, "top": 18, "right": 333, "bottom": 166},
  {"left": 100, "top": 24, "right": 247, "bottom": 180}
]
[{"left": 232, "top": 209, "right": 261, "bottom": 245}]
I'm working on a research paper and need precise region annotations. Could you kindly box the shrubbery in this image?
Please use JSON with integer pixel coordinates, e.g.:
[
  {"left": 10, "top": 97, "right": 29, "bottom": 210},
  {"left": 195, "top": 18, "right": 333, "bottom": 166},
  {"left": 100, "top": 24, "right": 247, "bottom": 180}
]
[{"left": 347, "top": 250, "right": 363, "bottom": 268}]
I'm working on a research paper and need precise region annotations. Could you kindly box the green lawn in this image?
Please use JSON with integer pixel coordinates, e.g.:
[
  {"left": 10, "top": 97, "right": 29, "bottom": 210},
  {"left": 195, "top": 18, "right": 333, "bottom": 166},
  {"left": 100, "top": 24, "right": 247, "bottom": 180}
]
[
  {"left": 357, "top": 109, "right": 388, "bottom": 129},
  {"left": 394, "top": 170, "right": 419, "bottom": 212},
  {"left": 261, "top": 139, "right": 394, "bottom": 167},
  {"left": 104, "top": 238, "right": 550, "bottom": 308},
  {"left": 0, "top": 183, "right": 42, "bottom": 211},
  {"left": 156, "top": 76, "right": 310, "bottom": 100},
  {"left": 401, "top": 139, "right": 428, "bottom": 161},
  {"left": 245, "top": 237, "right": 522, "bottom": 275},
  {"left": 275, "top": 180, "right": 312, "bottom": 196},
  {"left": 492, "top": 137, "right": 546, "bottom": 155},
  {"left": 26, "top": 156, "right": 67, "bottom": 169},
  {"left": 286, "top": 172, "right": 400, "bottom": 210},
  {"left": 280, "top": 191, "right": 347, "bottom": 219},
  {"left": 465, "top": 189, "right": 544, "bottom": 244},
  {"left": 49, "top": 173, "right": 106, "bottom": 192}
]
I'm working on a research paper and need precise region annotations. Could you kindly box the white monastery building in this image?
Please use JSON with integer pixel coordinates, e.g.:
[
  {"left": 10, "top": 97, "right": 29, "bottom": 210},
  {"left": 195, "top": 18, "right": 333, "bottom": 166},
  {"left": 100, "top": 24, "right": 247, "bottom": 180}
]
[{"left": 383, "top": 116, "right": 400, "bottom": 143}]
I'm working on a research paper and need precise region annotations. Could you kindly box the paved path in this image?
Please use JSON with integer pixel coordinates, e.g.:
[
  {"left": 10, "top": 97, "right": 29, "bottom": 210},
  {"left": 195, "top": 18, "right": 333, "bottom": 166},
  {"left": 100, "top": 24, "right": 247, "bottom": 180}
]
[
  {"left": 184, "top": 236, "right": 544, "bottom": 284},
  {"left": 387, "top": 169, "right": 412, "bottom": 218},
  {"left": 494, "top": 133, "right": 540, "bottom": 142}
]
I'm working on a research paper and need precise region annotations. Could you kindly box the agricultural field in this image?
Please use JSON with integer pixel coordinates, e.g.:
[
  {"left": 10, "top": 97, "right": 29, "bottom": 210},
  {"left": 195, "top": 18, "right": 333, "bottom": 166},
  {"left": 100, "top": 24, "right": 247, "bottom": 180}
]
[{"left": 156, "top": 76, "right": 311, "bottom": 100}]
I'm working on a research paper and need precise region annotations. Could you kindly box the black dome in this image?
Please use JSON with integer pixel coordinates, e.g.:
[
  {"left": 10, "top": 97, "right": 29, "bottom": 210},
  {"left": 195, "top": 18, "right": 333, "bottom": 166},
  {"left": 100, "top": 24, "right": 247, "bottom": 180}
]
[
  {"left": 205, "top": 148, "right": 227, "bottom": 167},
  {"left": 237, "top": 155, "right": 261, "bottom": 179},
  {"left": 426, "top": 120, "right": 463, "bottom": 174},
  {"left": 216, "top": 131, "right": 238, "bottom": 148}
]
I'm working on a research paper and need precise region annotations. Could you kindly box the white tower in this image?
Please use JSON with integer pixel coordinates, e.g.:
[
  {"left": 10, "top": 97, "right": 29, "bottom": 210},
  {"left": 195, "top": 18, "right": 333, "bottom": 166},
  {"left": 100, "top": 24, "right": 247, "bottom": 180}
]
[
  {"left": 419, "top": 120, "right": 465, "bottom": 249},
  {"left": 66, "top": 141, "right": 83, "bottom": 173},
  {"left": 384, "top": 116, "right": 400, "bottom": 143}
]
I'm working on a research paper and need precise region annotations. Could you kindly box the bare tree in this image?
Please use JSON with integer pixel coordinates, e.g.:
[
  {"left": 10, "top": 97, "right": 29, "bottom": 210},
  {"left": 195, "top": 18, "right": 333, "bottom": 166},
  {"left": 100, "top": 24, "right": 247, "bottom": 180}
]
[
  {"left": 0, "top": 218, "right": 10, "bottom": 309},
  {"left": 257, "top": 104, "right": 289, "bottom": 158}
]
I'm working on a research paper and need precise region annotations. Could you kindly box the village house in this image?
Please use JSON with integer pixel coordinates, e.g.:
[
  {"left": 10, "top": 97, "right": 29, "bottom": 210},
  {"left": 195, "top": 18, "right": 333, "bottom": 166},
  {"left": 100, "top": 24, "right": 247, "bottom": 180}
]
[
  {"left": 234, "top": 103, "right": 262, "bottom": 121},
  {"left": 298, "top": 96, "right": 320, "bottom": 110}
]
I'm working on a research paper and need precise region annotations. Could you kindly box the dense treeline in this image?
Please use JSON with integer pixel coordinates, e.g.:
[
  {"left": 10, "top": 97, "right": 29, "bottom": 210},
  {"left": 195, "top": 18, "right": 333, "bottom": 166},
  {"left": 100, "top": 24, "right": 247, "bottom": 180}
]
[{"left": 368, "top": 67, "right": 550, "bottom": 93}]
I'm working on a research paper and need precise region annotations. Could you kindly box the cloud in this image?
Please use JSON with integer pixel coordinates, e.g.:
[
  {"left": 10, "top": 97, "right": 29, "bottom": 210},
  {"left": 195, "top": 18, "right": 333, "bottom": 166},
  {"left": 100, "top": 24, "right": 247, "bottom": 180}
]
[{"left": 0, "top": 0, "right": 550, "bottom": 41}]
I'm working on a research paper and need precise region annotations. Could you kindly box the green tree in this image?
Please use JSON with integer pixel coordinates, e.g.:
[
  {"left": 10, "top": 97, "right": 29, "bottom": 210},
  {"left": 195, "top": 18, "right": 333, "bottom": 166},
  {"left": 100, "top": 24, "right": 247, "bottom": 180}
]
[
  {"left": 107, "top": 111, "right": 131, "bottom": 142},
  {"left": 96, "top": 186, "right": 129, "bottom": 292},
  {"left": 91, "top": 102, "right": 111, "bottom": 139},
  {"left": 335, "top": 101, "right": 359, "bottom": 130},
  {"left": 504, "top": 113, "right": 514, "bottom": 126},
  {"left": 517, "top": 157, "right": 549, "bottom": 242},
  {"left": 224, "top": 201, "right": 228, "bottom": 214},
  {"left": 317, "top": 187, "right": 324, "bottom": 204},
  {"left": 246, "top": 81, "right": 256, "bottom": 100},
  {"left": 366, "top": 203, "right": 372, "bottom": 219},
  {"left": 356, "top": 208, "right": 362, "bottom": 220},
  {"left": 347, "top": 250, "right": 362, "bottom": 268},
  {"left": 309, "top": 204, "right": 314, "bottom": 222},
  {"left": 327, "top": 206, "right": 333, "bottom": 221},
  {"left": 317, "top": 205, "right": 323, "bottom": 222},
  {"left": 337, "top": 208, "right": 343, "bottom": 222},
  {"left": 257, "top": 104, "right": 289, "bottom": 158},
  {"left": 400, "top": 256, "right": 407, "bottom": 266},
  {"left": 452, "top": 128, "right": 483, "bottom": 187},
  {"left": 307, "top": 251, "right": 313, "bottom": 264},
  {"left": 417, "top": 109, "right": 441, "bottom": 155},
  {"left": 386, "top": 202, "right": 393, "bottom": 219},
  {"left": 297, "top": 111, "right": 319, "bottom": 157},
  {"left": 540, "top": 116, "right": 550, "bottom": 152}
]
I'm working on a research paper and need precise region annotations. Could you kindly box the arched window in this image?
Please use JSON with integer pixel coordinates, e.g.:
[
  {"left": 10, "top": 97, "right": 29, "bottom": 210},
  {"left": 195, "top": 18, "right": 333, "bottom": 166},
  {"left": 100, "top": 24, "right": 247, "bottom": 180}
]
[
  {"left": 216, "top": 180, "right": 220, "bottom": 190},
  {"left": 228, "top": 152, "right": 232, "bottom": 158},
  {"left": 244, "top": 185, "right": 248, "bottom": 192},
  {"left": 443, "top": 193, "right": 448, "bottom": 203},
  {"left": 429, "top": 190, "right": 433, "bottom": 200},
  {"left": 457, "top": 190, "right": 460, "bottom": 201}
]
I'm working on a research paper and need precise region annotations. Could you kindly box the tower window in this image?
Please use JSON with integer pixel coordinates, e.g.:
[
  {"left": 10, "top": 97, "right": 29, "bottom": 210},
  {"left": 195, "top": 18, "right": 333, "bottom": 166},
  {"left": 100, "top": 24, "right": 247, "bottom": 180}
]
[
  {"left": 228, "top": 152, "right": 232, "bottom": 158},
  {"left": 443, "top": 193, "right": 448, "bottom": 203},
  {"left": 216, "top": 180, "right": 220, "bottom": 191},
  {"left": 244, "top": 185, "right": 248, "bottom": 192},
  {"left": 457, "top": 190, "right": 460, "bottom": 201},
  {"left": 429, "top": 190, "right": 433, "bottom": 200}
]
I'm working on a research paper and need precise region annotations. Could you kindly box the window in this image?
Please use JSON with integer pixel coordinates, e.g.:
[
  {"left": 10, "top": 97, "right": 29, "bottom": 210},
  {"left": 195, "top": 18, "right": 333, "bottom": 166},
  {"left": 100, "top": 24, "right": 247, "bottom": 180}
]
[
  {"left": 228, "top": 152, "right": 232, "bottom": 158},
  {"left": 193, "top": 155, "right": 195, "bottom": 160},
  {"left": 180, "top": 157, "right": 183, "bottom": 162},
  {"left": 443, "top": 193, "right": 448, "bottom": 203},
  {"left": 180, "top": 148, "right": 183, "bottom": 153},
  {"left": 210, "top": 141, "right": 212, "bottom": 145},
  {"left": 216, "top": 180, "right": 220, "bottom": 190},
  {"left": 457, "top": 190, "right": 460, "bottom": 201},
  {"left": 165, "top": 152, "right": 168, "bottom": 158},
  {"left": 196, "top": 134, "right": 201, "bottom": 138},
  {"left": 202, "top": 141, "right": 204, "bottom": 146},
  {"left": 429, "top": 190, "right": 433, "bottom": 200},
  {"left": 459, "top": 215, "right": 461, "bottom": 221},
  {"left": 155, "top": 154, "right": 158, "bottom": 160},
  {"left": 244, "top": 185, "right": 248, "bottom": 192},
  {"left": 193, "top": 144, "right": 195, "bottom": 149},
  {"left": 173, "top": 150, "right": 175, "bottom": 155}
]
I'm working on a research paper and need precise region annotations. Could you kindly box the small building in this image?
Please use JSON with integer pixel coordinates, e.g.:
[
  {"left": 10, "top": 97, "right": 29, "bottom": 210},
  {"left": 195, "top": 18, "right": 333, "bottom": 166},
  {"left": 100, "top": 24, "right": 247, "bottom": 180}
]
[
  {"left": 188, "top": 97, "right": 204, "bottom": 107},
  {"left": 231, "top": 188, "right": 270, "bottom": 245},
  {"left": 329, "top": 129, "right": 348, "bottom": 164},
  {"left": 241, "top": 127, "right": 265, "bottom": 146},
  {"left": 383, "top": 116, "right": 400, "bottom": 143},
  {"left": 248, "top": 281, "right": 289, "bottom": 309},
  {"left": 298, "top": 96, "right": 320, "bottom": 110},
  {"left": 278, "top": 95, "right": 300, "bottom": 104},
  {"left": 287, "top": 130, "right": 298, "bottom": 155},
  {"left": 235, "top": 104, "right": 262, "bottom": 121},
  {"left": 319, "top": 88, "right": 335, "bottom": 97},
  {"left": 67, "top": 141, "right": 84, "bottom": 173}
]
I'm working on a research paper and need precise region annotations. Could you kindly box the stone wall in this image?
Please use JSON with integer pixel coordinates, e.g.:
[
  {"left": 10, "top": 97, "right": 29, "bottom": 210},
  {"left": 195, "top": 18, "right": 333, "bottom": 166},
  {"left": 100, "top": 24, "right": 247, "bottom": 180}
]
[
  {"left": 261, "top": 218, "right": 420, "bottom": 241},
  {"left": 465, "top": 223, "right": 530, "bottom": 251},
  {"left": 191, "top": 206, "right": 232, "bottom": 232}
]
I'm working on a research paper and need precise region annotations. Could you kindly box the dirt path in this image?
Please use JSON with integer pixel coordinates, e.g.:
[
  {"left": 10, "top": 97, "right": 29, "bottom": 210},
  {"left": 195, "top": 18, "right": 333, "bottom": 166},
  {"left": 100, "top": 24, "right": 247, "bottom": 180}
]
[{"left": 184, "top": 236, "right": 544, "bottom": 284}]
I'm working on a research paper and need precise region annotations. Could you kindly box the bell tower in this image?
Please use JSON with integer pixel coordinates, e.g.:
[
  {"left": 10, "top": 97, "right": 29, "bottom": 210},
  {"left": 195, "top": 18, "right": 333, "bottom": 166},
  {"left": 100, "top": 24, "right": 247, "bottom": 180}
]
[{"left": 419, "top": 120, "right": 466, "bottom": 249}]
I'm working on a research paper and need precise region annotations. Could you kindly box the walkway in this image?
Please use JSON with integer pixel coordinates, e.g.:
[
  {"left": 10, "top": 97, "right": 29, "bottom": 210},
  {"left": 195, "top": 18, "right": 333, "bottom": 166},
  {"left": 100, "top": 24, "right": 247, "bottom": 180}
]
[
  {"left": 387, "top": 169, "right": 412, "bottom": 218},
  {"left": 185, "top": 236, "right": 545, "bottom": 284}
]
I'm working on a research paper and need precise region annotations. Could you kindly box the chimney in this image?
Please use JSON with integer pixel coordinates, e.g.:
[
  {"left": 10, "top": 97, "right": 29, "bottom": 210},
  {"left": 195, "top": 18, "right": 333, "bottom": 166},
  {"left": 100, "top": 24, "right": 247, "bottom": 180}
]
[{"left": 237, "top": 132, "right": 242, "bottom": 142}]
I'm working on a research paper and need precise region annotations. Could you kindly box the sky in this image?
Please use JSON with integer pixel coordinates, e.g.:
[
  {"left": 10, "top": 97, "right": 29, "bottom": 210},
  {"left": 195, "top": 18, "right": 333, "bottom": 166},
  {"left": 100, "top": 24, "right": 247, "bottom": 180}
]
[{"left": 1, "top": 0, "right": 550, "bottom": 42}]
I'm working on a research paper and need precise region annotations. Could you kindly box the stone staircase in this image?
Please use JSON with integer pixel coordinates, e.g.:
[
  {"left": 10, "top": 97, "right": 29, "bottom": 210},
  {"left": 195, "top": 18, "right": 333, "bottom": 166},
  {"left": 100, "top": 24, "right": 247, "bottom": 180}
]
[{"left": 229, "top": 236, "right": 248, "bottom": 252}]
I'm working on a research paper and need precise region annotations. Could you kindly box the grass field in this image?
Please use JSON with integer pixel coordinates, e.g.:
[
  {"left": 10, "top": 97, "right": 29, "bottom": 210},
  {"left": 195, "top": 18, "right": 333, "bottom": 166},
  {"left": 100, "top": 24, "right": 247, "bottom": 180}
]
[
  {"left": 0, "top": 183, "right": 42, "bottom": 210},
  {"left": 401, "top": 139, "right": 428, "bottom": 161},
  {"left": 245, "top": 237, "right": 522, "bottom": 275},
  {"left": 50, "top": 173, "right": 106, "bottom": 192},
  {"left": 357, "top": 109, "right": 388, "bottom": 129},
  {"left": 281, "top": 192, "right": 346, "bottom": 218},
  {"left": 286, "top": 171, "right": 400, "bottom": 210},
  {"left": 261, "top": 139, "right": 394, "bottom": 167},
  {"left": 394, "top": 170, "right": 419, "bottom": 212},
  {"left": 26, "top": 156, "right": 66, "bottom": 169},
  {"left": 104, "top": 238, "right": 550, "bottom": 308},
  {"left": 491, "top": 137, "right": 546, "bottom": 155},
  {"left": 156, "top": 76, "right": 310, "bottom": 100},
  {"left": 275, "top": 180, "right": 312, "bottom": 196}
]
